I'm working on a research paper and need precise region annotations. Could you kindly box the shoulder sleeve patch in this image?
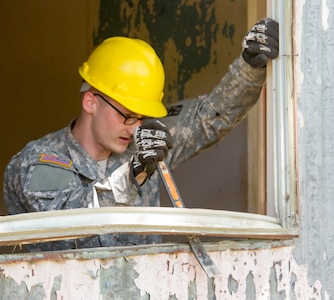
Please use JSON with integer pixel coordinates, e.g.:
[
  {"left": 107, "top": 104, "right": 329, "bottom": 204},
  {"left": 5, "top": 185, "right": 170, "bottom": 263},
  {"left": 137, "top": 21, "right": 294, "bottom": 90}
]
[
  {"left": 39, "top": 154, "right": 72, "bottom": 168},
  {"left": 167, "top": 104, "right": 183, "bottom": 116},
  {"left": 28, "top": 164, "right": 74, "bottom": 192}
]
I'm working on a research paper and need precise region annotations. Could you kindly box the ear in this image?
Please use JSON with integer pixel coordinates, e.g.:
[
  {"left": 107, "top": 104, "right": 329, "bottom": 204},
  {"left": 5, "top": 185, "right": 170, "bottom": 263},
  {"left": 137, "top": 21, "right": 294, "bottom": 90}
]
[{"left": 82, "top": 91, "right": 97, "bottom": 114}]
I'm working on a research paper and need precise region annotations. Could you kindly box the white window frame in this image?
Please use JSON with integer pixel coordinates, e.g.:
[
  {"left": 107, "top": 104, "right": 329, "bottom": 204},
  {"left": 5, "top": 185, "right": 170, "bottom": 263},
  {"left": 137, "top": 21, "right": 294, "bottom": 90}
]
[
  {"left": 266, "top": 0, "right": 298, "bottom": 229},
  {"left": 0, "top": 1, "right": 298, "bottom": 248}
]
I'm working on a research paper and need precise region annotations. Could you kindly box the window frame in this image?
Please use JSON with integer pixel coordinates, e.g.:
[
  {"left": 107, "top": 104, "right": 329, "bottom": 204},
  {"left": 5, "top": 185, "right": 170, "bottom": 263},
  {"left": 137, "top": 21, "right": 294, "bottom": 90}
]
[
  {"left": 266, "top": 0, "right": 298, "bottom": 229},
  {"left": 0, "top": 0, "right": 298, "bottom": 248}
]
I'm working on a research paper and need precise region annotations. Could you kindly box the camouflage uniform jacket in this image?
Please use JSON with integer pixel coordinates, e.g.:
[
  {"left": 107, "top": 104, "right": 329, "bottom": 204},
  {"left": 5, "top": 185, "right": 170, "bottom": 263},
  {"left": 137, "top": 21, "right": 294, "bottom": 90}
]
[{"left": 3, "top": 56, "right": 266, "bottom": 251}]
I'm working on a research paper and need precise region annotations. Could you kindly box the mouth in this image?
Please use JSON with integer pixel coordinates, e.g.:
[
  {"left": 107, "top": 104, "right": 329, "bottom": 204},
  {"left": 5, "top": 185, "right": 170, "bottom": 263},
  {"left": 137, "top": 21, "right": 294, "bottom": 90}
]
[{"left": 119, "top": 136, "right": 131, "bottom": 144}]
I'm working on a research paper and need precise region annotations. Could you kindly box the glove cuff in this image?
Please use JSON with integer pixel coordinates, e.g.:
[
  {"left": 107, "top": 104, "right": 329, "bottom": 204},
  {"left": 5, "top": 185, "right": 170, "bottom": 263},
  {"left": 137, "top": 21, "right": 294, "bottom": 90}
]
[{"left": 129, "top": 156, "right": 143, "bottom": 197}]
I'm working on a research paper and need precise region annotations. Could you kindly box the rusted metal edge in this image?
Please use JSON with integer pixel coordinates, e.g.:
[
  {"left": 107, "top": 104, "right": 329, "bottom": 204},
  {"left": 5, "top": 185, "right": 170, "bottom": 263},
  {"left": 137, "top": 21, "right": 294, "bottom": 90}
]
[
  {"left": 0, "top": 239, "right": 295, "bottom": 263},
  {"left": 0, "top": 207, "right": 298, "bottom": 246}
]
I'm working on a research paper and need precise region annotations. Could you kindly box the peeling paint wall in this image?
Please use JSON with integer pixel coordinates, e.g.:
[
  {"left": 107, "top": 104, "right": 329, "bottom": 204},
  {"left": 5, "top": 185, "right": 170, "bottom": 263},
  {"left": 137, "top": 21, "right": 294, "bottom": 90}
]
[
  {"left": 0, "top": 243, "right": 328, "bottom": 299},
  {"left": 94, "top": 0, "right": 246, "bottom": 103}
]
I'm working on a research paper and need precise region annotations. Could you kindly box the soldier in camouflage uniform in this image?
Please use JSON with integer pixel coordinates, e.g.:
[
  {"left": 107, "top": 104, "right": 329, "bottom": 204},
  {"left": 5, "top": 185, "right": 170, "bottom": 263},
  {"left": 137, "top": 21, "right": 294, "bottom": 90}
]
[{"left": 3, "top": 19, "right": 279, "bottom": 252}]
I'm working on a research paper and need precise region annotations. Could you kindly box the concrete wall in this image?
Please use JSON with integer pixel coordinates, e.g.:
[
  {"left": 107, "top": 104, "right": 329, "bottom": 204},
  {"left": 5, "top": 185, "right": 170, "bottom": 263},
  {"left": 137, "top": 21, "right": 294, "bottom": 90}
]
[{"left": 293, "top": 0, "right": 334, "bottom": 298}]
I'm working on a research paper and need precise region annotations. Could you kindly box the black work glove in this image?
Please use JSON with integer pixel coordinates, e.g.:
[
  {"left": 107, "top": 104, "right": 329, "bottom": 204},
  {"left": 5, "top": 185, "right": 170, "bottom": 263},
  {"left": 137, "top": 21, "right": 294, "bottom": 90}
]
[
  {"left": 242, "top": 18, "right": 279, "bottom": 68},
  {"left": 131, "top": 120, "right": 173, "bottom": 178}
]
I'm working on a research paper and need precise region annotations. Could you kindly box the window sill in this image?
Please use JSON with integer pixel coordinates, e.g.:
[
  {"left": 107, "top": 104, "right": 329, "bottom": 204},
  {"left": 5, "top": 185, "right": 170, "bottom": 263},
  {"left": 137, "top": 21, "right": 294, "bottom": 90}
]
[{"left": 0, "top": 207, "right": 298, "bottom": 246}]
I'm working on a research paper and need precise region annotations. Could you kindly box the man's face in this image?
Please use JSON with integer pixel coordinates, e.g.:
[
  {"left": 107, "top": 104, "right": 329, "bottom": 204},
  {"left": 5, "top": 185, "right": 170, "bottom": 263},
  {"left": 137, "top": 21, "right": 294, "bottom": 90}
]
[{"left": 91, "top": 94, "right": 144, "bottom": 155}]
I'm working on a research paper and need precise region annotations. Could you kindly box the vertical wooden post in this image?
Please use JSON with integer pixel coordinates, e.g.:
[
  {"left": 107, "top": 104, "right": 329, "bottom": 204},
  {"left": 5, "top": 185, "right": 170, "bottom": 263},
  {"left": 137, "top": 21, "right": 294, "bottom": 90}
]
[{"left": 246, "top": 0, "right": 267, "bottom": 215}]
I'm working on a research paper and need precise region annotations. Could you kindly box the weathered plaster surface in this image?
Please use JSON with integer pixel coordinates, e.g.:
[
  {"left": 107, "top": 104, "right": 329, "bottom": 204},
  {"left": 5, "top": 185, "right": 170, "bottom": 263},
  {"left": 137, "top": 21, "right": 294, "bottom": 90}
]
[
  {"left": 293, "top": 0, "right": 334, "bottom": 298},
  {"left": 0, "top": 244, "right": 328, "bottom": 299}
]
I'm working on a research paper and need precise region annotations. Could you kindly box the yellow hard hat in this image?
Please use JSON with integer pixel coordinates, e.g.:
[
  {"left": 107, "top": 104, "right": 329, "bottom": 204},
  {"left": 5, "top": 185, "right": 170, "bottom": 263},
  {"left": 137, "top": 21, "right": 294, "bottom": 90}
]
[{"left": 79, "top": 37, "right": 166, "bottom": 117}]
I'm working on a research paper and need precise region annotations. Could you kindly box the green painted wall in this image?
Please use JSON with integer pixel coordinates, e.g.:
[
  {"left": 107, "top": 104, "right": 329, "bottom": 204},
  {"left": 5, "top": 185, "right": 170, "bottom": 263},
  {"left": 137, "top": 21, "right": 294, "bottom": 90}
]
[{"left": 94, "top": 0, "right": 246, "bottom": 103}]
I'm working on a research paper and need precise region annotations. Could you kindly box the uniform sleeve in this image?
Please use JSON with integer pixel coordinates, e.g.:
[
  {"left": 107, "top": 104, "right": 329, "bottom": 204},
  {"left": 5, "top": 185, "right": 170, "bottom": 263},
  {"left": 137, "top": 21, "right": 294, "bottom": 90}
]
[{"left": 162, "top": 56, "right": 267, "bottom": 169}]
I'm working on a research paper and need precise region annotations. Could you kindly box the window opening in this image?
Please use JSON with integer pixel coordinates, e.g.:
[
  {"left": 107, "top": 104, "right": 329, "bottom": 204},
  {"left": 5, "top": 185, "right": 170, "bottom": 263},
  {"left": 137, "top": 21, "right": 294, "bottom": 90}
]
[{"left": 0, "top": 0, "right": 298, "bottom": 251}]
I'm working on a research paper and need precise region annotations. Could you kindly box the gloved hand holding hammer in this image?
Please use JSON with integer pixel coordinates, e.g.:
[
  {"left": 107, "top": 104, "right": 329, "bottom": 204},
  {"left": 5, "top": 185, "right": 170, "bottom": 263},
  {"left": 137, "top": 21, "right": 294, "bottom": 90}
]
[{"left": 131, "top": 120, "right": 173, "bottom": 180}]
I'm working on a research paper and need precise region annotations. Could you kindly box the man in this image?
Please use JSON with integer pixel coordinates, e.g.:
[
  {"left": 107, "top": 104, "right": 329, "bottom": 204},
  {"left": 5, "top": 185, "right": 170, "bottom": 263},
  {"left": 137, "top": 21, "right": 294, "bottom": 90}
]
[{"left": 3, "top": 18, "right": 279, "bottom": 252}]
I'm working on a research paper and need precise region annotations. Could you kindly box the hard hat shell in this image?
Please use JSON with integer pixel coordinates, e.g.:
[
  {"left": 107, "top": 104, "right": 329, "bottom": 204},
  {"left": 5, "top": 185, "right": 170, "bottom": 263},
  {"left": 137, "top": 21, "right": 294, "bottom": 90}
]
[{"left": 79, "top": 37, "right": 166, "bottom": 117}]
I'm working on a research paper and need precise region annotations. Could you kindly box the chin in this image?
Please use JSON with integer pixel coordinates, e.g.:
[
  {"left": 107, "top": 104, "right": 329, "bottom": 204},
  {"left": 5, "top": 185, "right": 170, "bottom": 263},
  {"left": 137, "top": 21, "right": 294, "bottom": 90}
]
[{"left": 112, "top": 145, "right": 128, "bottom": 154}]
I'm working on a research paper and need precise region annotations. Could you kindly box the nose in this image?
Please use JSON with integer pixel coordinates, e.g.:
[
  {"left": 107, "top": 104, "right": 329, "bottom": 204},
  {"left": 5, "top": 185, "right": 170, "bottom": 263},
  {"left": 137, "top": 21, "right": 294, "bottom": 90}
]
[{"left": 127, "top": 120, "right": 142, "bottom": 135}]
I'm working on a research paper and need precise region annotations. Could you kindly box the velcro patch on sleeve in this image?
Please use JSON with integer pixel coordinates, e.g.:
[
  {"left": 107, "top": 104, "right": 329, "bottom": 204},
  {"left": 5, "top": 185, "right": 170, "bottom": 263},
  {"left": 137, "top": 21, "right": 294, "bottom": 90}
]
[
  {"left": 28, "top": 164, "right": 74, "bottom": 192},
  {"left": 39, "top": 154, "right": 73, "bottom": 168},
  {"left": 167, "top": 104, "right": 183, "bottom": 116}
]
